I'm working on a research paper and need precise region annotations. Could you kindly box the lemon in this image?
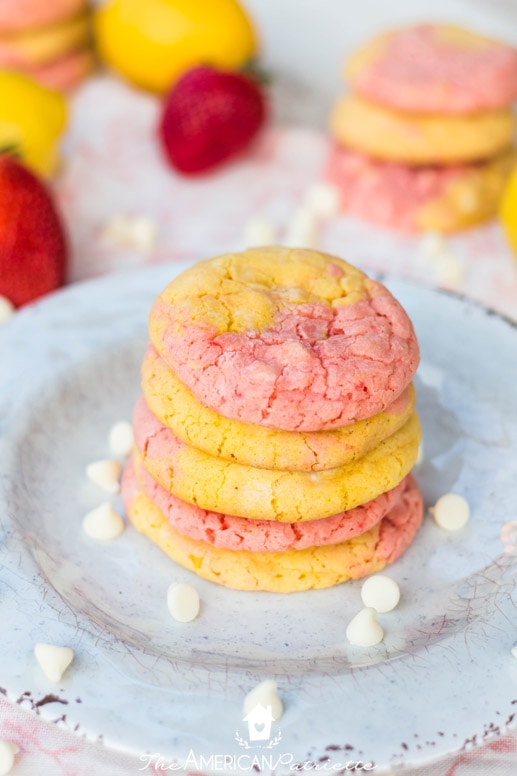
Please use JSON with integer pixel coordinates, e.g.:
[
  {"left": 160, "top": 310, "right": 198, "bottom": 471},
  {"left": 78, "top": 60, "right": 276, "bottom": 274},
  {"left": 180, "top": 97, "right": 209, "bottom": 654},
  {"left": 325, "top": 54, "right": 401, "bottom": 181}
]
[
  {"left": 500, "top": 165, "right": 517, "bottom": 256},
  {"left": 94, "top": 0, "right": 257, "bottom": 93},
  {"left": 0, "top": 71, "right": 66, "bottom": 178}
]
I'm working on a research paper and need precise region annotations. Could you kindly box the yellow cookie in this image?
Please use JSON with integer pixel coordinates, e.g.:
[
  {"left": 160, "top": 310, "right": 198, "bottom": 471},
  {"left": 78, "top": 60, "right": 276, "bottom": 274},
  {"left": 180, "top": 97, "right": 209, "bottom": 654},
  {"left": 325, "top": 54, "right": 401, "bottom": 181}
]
[
  {"left": 330, "top": 95, "right": 515, "bottom": 165},
  {"left": 142, "top": 345, "right": 416, "bottom": 472},
  {"left": 134, "top": 397, "right": 421, "bottom": 522},
  {"left": 0, "top": 11, "right": 91, "bottom": 68},
  {"left": 122, "top": 467, "right": 424, "bottom": 592}
]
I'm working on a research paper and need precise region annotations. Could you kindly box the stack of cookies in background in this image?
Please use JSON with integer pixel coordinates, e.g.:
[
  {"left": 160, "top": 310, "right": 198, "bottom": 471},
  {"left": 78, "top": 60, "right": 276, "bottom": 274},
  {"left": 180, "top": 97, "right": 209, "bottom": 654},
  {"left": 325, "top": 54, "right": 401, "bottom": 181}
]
[
  {"left": 121, "top": 247, "right": 424, "bottom": 593},
  {"left": 327, "top": 24, "right": 517, "bottom": 233},
  {"left": 0, "top": 0, "right": 94, "bottom": 91}
]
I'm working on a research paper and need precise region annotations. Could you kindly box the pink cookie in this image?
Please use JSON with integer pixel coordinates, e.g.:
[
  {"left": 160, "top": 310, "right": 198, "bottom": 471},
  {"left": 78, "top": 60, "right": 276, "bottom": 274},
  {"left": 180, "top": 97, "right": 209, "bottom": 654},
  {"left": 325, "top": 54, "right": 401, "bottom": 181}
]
[
  {"left": 0, "top": 0, "right": 87, "bottom": 33},
  {"left": 149, "top": 249, "right": 419, "bottom": 431},
  {"left": 347, "top": 24, "right": 517, "bottom": 115},
  {"left": 367, "top": 473, "right": 424, "bottom": 566},
  {"left": 126, "top": 452, "right": 413, "bottom": 552},
  {"left": 325, "top": 145, "right": 517, "bottom": 233},
  {"left": 123, "top": 460, "right": 424, "bottom": 592}
]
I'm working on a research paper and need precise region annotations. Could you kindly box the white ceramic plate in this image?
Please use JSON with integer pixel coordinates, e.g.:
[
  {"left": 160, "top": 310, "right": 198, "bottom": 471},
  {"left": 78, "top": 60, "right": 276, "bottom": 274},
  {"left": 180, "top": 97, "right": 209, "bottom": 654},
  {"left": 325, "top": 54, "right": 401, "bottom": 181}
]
[{"left": 1, "top": 264, "right": 516, "bottom": 774}]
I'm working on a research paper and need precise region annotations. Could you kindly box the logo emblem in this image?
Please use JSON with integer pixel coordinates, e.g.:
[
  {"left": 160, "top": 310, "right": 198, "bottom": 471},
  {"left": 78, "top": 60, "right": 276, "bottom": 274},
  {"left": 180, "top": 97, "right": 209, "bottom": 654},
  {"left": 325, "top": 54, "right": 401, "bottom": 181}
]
[{"left": 235, "top": 703, "right": 282, "bottom": 749}]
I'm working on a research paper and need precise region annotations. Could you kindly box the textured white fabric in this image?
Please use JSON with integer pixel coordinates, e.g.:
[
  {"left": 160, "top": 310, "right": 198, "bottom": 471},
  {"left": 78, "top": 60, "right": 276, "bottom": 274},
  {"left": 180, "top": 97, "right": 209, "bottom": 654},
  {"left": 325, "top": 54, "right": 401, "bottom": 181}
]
[{"left": 1, "top": 698, "right": 517, "bottom": 774}]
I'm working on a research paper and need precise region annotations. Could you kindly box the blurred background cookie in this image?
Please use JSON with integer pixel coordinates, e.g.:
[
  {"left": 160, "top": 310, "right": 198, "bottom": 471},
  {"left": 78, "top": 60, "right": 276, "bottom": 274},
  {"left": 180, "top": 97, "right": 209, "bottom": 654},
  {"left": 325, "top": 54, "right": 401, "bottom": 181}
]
[
  {"left": 346, "top": 24, "right": 517, "bottom": 114},
  {"left": 331, "top": 95, "right": 515, "bottom": 165},
  {"left": 0, "top": 0, "right": 93, "bottom": 92},
  {"left": 326, "top": 146, "right": 517, "bottom": 233},
  {"left": 328, "top": 22, "right": 517, "bottom": 232},
  {"left": 0, "top": 0, "right": 87, "bottom": 33}
]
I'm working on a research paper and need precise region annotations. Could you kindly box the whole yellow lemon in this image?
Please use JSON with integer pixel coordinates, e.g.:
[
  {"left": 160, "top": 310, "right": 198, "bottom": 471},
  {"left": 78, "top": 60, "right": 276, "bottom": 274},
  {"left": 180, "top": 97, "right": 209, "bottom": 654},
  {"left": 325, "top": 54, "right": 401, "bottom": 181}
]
[
  {"left": 94, "top": 0, "right": 257, "bottom": 93},
  {"left": 500, "top": 165, "right": 517, "bottom": 257},
  {"left": 0, "top": 71, "right": 66, "bottom": 178}
]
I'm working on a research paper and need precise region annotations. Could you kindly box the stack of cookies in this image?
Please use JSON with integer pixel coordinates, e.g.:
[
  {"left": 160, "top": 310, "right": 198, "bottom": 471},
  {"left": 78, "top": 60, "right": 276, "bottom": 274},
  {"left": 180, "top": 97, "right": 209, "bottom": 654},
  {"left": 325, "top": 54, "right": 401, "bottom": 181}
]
[
  {"left": 0, "top": 0, "right": 94, "bottom": 92},
  {"left": 121, "top": 247, "right": 423, "bottom": 593},
  {"left": 327, "top": 24, "right": 517, "bottom": 233}
]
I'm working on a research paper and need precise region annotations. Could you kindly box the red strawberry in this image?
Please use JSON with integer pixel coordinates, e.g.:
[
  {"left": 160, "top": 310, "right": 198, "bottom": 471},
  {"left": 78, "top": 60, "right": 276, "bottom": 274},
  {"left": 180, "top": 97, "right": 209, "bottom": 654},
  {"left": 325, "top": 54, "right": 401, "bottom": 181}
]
[
  {"left": 158, "top": 65, "right": 267, "bottom": 174},
  {"left": 0, "top": 155, "right": 67, "bottom": 307}
]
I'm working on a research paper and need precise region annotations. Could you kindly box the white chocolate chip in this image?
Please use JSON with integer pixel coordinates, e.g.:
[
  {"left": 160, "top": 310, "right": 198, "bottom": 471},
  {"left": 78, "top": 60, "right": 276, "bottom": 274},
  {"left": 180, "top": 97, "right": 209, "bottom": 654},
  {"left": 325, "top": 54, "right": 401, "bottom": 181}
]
[
  {"left": 100, "top": 214, "right": 156, "bottom": 254},
  {"left": 243, "top": 218, "right": 276, "bottom": 247},
  {"left": 429, "top": 493, "right": 470, "bottom": 531},
  {"left": 434, "top": 253, "right": 464, "bottom": 287},
  {"left": 512, "top": 645, "right": 517, "bottom": 660},
  {"left": 130, "top": 216, "right": 157, "bottom": 253},
  {"left": 361, "top": 574, "right": 400, "bottom": 613},
  {"left": 0, "top": 740, "right": 19, "bottom": 776},
  {"left": 418, "top": 232, "right": 464, "bottom": 287},
  {"left": 415, "top": 441, "right": 424, "bottom": 465},
  {"left": 303, "top": 182, "right": 341, "bottom": 218},
  {"left": 108, "top": 421, "right": 134, "bottom": 458},
  {"left": 346, "top": 607, "right": 384, "bottom": 646},
  {"left": 34, "top": 643, "right": 74, "bottom": 683},
  {"left": 167, "top": 582, "right": 200, "bottom": 623},
  {"left": 418, "top": 231, "right": 444, "bottom": 259},
  {"left": 0, "top": 296, "right": 14, "bottom": 324},
  {"left": 457, "top": 189, "right": 479, "bottom": 214},
  {"left": 243, "top": 679, "right": 283, "bottom": 721},
  {"left": 82, "top": 502, "right": 125, "bottom": 541},
  {"left": 86, "top": 459, "right": 121, "bottom": 494},
  {"left": 284, "top": 208, "right": 319, "bottom": 248}
]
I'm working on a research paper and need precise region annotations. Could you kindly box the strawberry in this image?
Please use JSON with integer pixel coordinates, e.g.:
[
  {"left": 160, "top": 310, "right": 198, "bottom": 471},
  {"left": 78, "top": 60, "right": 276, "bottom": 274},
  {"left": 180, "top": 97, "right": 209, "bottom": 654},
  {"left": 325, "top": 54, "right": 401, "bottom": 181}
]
[
  {"left": 158, "top": 65, "right": 267, "bottom": 174},
  {"left": 0, "top": 155, "right": 67, "bottom": 307}
]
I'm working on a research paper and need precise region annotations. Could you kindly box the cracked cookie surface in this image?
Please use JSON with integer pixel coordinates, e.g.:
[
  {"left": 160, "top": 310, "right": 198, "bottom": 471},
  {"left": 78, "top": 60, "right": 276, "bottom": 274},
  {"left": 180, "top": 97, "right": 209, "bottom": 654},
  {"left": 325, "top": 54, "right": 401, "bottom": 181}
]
[
  {"left": 142, "top": 345, "right": 416, "bottom": 471},
  {"left": 148, "top": 247, "right": 419, "bottom": 432}
]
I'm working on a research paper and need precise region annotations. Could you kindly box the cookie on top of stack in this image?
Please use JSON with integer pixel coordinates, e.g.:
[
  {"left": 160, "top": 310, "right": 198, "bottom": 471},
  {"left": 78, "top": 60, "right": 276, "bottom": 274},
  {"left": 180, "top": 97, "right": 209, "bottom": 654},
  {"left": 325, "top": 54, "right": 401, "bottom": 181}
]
[
  {"left": 0, "top": 0, "right": 94, "bottom": 92},
  {"left": 327, "top": 24, "right": 517, "bottom": 233},
  {"left": 121, "top": 247, "right": 423, "bottom": 593}
]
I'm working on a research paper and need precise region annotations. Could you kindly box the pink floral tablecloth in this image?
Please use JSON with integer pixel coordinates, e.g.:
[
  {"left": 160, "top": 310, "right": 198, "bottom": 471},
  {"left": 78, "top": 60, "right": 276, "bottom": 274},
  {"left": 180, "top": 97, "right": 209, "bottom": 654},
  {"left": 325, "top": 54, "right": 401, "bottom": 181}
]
[{"left": 1, "top": 76, "right": 516, "bottom": 775}]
